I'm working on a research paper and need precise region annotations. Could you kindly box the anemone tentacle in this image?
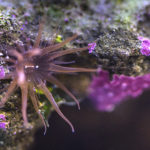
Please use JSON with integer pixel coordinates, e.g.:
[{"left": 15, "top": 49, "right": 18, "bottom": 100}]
[
  {"left": 49, "top": 64, "right": 96, "bottom": 73},
  {"left": 47, "top": 75, "right": 80, "bottom": 110},
  {"left": 0, "top": 22, "right": 96, "bottom": 132},
  {"left": 42, "top": 34, "right": 78, "bottom": 54},
  {"left": 0, "top": 79, "right": 17, "bottom": 106},
  {"left": 20, "top": 82, "right": 28, "bottom": 127},
  {"left": 34, "top": 22, "right": 44, "bottom": 48},
  {"left": 29, "top": 84, "right": 47, "bottom": 133},
  {"left": 37, "top": 81, "right": 75, "bottom": 132},
  {"left": 49, "top": 46, "right": 89, "bottom": 60}
]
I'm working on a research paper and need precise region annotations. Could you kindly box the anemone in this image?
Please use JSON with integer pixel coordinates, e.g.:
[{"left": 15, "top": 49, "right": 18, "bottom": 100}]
[{"left": 0, "top": 22, "right": 96, "bottom": 132}]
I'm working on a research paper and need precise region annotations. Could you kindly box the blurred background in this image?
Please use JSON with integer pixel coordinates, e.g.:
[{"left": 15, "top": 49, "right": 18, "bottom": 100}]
[{"left": 30, "top": 90, "right": 150, "bottom": 150}]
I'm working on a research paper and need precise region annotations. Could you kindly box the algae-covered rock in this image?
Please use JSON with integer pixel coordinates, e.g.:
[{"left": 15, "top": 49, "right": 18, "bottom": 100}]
[
  {"left": 93, "top": 28, "right": 143, "bottom": 75},
  {"left": 0, "top": 0, "right": 98, "bottom": 149},
  {"left": 0, "top": 1, "right": 63, "bottom": 150},
  {"left": 96, "top": 28, "right": 141, "bottom": 57},
  {"left": 0, "top": 0, "right": 150, "bottom": 150}
]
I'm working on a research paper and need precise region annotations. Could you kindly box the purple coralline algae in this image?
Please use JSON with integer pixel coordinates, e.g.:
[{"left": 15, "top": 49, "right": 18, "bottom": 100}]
[
  {"left": 88, "top": 42, "right": 96, "bottom": 53},
  {"left": 0, "top": 114, "right": 7, "bottom": 130},
  {"left": 0, "top": 114, "right": 6, "bottom": 121},
  {"left": 138, "top": 36, "right": 150, "bottom": 56},
  {"left": 20, "top": 24, "right": 26, "bottom": 31},
  {"left": 0, "top": 122, "right": 7, "bottom": 129},
  {"left": 88, "top": 69, "right": 150, "bottom": 112},
  {"left": 0, "top": 66, "right": 5, "bottom": 79},
  {"left": 64, "top": 17, "right": 69, "bottom": 22}
]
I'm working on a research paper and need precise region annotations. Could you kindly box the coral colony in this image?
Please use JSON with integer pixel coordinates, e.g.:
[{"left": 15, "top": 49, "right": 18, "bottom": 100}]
[
  {"left": 88, "top": 69, "right": 150, "bottom": 112},
  {"left": 88, "top": 36, "right": 150, "bottom": 112},
  {"left": 138, "top": 36, "right": 150, "bottom": 56},
  {"left": 0, "top": 22, "right": 96, "bottom": 132}
]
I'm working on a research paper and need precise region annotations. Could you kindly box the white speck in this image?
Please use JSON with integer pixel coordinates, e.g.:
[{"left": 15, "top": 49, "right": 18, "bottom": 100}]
[
  {"left": 0, "top": 53, "right": 3, "bottom": 56},
  {"left": 35, "top": 65, "right": 39, "bottom": 69},
  {"left": 6, "top": 56, "right": 9, "bottom": 59},
  {"left": 25, "top": 65, "right": 34, "bottom": 69}
]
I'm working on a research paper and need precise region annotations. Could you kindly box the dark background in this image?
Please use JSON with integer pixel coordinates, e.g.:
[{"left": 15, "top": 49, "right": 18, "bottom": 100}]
[{"left": 30, "top": 90, "right": 150, "bottom": 150}]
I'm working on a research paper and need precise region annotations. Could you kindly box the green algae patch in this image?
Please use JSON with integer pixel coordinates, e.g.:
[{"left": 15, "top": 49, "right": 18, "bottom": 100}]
[{"left": 112, "top": 0, "right": 149, "bottom": 29}]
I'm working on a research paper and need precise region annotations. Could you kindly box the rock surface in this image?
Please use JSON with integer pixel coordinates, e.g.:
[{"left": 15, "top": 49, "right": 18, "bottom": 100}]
[{"left": 0, "top": 0, "right": 150, "bottom": 150}]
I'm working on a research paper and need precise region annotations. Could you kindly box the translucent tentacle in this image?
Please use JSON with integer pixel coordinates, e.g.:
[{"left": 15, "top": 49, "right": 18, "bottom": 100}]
[
  {"left": 8, "top": 50, "right": 23, "bottom": 62},
  {"left": 37, "top": 81, "right": 75, "bottom": 132},
  {"left": 53, "top": 60, "right": 75, "bottom": 65},
  {"left": 20, "top": 82, "right": 28, "bottom": 127},
  {"left": 34, "top": 21, "right": 44, "bottom": 48},
  {"left": 49, "top": 46, "right": 89, "bottom": 60},
  {"left": 0, "top": 79, "right": 17, "bottom": 106},
  {"left": 42, "top": 34, "right": 78, "bottom": 55},
  {"left": 25, "top": 48, "right": 41, "bottom": 57},
  {"left": 29, "top": 84, "right": 47, "bottom": 134},
  {"left": 47, "top": 75, "right": 80, "bottom": 109},
  {"left": 49, "top": 64, "right": 97, "bottom": 73}
]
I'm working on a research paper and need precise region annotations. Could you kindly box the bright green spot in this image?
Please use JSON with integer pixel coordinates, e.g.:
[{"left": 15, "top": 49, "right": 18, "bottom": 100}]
[
  {"left": 35, "top": 88, "right": 44, "bottom": 94},
  {"left": 35, "top": 87, "right": 53, "bottom": 95},
  {"left": 55, "top": 35, "right": 63, "bottom": 43}
]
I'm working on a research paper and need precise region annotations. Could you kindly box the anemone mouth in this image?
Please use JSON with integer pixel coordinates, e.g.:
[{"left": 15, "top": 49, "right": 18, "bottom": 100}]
[{"left": 0, "top": 21, "right": 97, "bottom": 133}]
